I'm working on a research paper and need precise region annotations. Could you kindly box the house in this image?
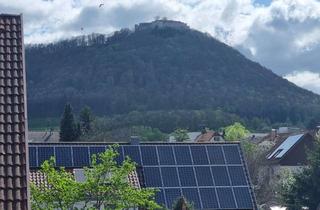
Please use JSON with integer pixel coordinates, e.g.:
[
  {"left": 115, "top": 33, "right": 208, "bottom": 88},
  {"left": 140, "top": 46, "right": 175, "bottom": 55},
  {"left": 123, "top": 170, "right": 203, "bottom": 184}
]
[
  {"left": 0, "top": 14, "right": 29, "bottom": 210},
  {"left": 266, "top": 133, "right": 315, "bottom": 166},
  {"left": 195, "top": 130, "right": 224, "bottom": 143},
  {"left": 29, "top": 141, "right": 258, "bottom": 209},
  {"left": 28, "top": 130, "right": 59, "bottom": 142},
  {"left": 169, "top": 132, "right": 201, "bottom": 142}
]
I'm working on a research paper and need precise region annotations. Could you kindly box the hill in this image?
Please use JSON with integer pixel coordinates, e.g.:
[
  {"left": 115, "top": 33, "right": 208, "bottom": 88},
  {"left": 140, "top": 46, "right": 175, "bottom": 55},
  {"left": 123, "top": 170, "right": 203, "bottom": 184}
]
[{"left": 25, "top": 20, "right": 320, "bottom": 127}]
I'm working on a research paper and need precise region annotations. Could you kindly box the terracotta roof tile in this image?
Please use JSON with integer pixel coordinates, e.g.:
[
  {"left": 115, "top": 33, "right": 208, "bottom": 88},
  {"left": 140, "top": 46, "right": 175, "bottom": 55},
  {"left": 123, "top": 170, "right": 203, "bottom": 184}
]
[
  {"left": 30, "top": 169, "right": 141, "bottom": 189},
  {"left": 195, "top": 131, "right": 215, "bottom": 143},
  {"left": 0, "top": 14, "right": 29, "bottom": 209}
]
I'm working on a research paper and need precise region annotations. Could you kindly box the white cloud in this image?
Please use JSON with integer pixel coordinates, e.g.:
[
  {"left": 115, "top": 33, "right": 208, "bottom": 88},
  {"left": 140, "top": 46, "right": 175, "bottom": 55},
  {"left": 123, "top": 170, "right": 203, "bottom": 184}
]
[
  {"left": 2, "top": 0, "right": 320, "bottom": 93},
  {"left": 284, "top": 71, "right": 320, "bottom": 94}
]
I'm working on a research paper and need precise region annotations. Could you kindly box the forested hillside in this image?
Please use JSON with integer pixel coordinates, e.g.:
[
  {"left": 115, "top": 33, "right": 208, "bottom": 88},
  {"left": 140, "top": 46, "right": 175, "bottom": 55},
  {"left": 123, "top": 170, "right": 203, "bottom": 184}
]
[{"left": 25, "top": 20, "right": 320, "bottom": 128}]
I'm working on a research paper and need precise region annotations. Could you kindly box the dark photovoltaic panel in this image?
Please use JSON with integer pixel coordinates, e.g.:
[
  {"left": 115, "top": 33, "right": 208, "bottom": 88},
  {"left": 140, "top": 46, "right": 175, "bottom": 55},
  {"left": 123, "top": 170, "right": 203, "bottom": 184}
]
[
  {"left": 123, "top": 146, "right": 141, "bottom": 165},
  {"left": 174, "top": 146, "right": 192, "bottom": 165},
  {"left": 195, "top": 166, "right": 214, "bottom": 186},
  {"left": 199, "top": 188, "right": 219, "bottom": 209},
  {"left": 190, "top": 146, "right": 209, "bottom": 165},
  {"left": 140, "top": 146, "right": 158, "bottom": 165},
  {"left": 155, "top": 189, "right": 165, "bottom": 207},
  {"left": 178, "top": 167, "right": 196, "bottom": 186},
  {"left": 211, "top": 166, "right": 230, "bottom": 186},
  {"left": 72, "top": 147, "right": 90, "bottom": 167},
  {"left": 223, "top": 145, "right": 241, "bottom": 164},
  {"left": 89, "top": 146, "right": 106, "bottom": 163},
  {"left": 157, "top": 146, "right": 175, "bottom": 165},
  {"left": 55, "top": 147, "right": 72, "bottom": 167},
  {"left": 228, "top": 166, "right": 247, "bottom": 186},
  {"left": 207, "top": 145, "right": 225, "bottom": 164},
  {"left": 217, "top": 187, "right": 237, "bottom": 209},
  {"left": 165, "top": 188, "right": 181, "bottom": 208},
  {"left": 234, "top": 187, "right": 254, "bottom": 209},
  {"left": 29, "top": 147, "right": 37, "bottom": 168},
  {"left": 114, "top": 146, "right": 124, "bottom": 165},
  {"left": 38, "top": 147, "right": 54, "bottom": 166},
  {"left": 182, "top": 188, "right": 201, "bottom": 209},
  {"left": 28, "top": 143, "right": 256, "bottom": 210},
  {"left": 143, "top": 167, "right": 162, "bottom": 187},
  {"left": 161, "top": 167, "right": 179, "bottom": 187}
]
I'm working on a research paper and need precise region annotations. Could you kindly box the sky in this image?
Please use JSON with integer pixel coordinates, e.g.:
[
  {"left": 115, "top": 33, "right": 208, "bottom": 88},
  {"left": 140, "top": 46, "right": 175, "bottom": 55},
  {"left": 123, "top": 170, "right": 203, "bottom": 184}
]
[{"left": 1, "top": 0, "right": 320, "bottom": 94}]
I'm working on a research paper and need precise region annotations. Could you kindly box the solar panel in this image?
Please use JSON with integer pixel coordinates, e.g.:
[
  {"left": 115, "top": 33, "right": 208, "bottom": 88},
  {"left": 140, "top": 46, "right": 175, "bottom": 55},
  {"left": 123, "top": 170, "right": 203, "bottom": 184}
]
[
  {"left": 207, "top": 145, "right": 225, "bottom": 164},
  {"left": 182, "top": 188, "right": 201, "bottom": 209},
  {"left": 155, "top": 189, "right": 166, "bottom": 207},
  {"left": 267, "top": 134, "right": 304, "bottom": 159},
  {"left": 199, "top": 188, "right": 219, "bottom": 209},
  {"left": 140, "top": 146, "right": 158, "bottom": 165},
  {"left": 38, "top": 146, "right": 54, "bottom": 166},
  {"left": 190, "top": 146, "right": 209, "bottom": 165},
  {"left": 55, "top": 147, "right": 72, "bottom": 167},
  {"left": 29, "top": 147, "right": 37, "bottom": 167},
  {"left": 28, "top": 143, "right": 256, "bottom": 210},
  {"left": 143, "top": 167, "right": 162, "bottom": 187},
  {"left": 234, "top": 187, "right": 254, "bottom": 209},
  {"left": 72, "top": 147, "right": 90, "bottom": 167},
  {"left": 165, "top": 188, "right": 181, "bottom": 208},
  {"left": 216, "top": 187, "right": 236, "bottom": 209},
  {"left": 89, "top": 146, "right": 106, "bottom": 160},
  {"left": 178, "top": 167, "right": 196, "bottom": 186},
  {"left": 228, "top": 166, "right": 247, "bottom": 186},
  {"left": 157, "top": 146, "right": 175, "bottom": 165},
  {"left": 114, "top": 146, "right": 124, "bottom": 165},
  {"left": 223, "top": 145, "right": 242, "bottom": 164},
  {"left": 211, "top": 166, "right": 230, "bottom": 186},
  {"left": 174, "top": 146, "right": 192, "bottom": 165},
  {"left": 123, "top": 146, "right": 142, "bottom": 165},
  {"left": 161, "top": 167, "right": 179, "bottom": 187},
  {"left": 195, "top": 166, "right": 214, "bottom": 186}
]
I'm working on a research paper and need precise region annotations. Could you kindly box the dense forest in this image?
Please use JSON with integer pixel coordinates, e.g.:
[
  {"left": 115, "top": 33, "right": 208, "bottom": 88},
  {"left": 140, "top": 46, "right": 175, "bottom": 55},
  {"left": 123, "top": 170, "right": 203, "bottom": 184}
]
[{"left": 25, "top": 20, "right": 320, "bottom": 131}]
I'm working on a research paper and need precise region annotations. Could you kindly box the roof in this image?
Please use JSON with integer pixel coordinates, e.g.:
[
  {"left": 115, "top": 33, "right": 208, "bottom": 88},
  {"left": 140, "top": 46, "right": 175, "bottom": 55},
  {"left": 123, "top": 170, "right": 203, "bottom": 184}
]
[
  {"left": 195, "top": 131, "right": 215, "bottom": 143},
  {"left": 267, "top": 134, "right": 304, "bottom": 160},
  {"left": 29, "top": 142, "right": 257, "bottom": 209},
  {"left": 169, "top": 132, "right": 201, "bottom": 142},
  {"left": 0, "top": 14, "right": 29, "bottom": 210},
  {"left": 30, "top": 169, "right": 140, "bottom": 189},
  {"left": 28, "top": 131, "right": 59, "bottom": 142}
]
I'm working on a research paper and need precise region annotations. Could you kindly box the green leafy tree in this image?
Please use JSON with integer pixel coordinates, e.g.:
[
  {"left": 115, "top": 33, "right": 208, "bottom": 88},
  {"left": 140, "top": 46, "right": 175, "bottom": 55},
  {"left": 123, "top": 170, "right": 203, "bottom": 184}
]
[
  {"left": 306, "top": 116, "right": 320, "bottom": 130},
  {"left": 173, "top": 128, "right": 189, "bottom": 142},
  {"left": 81, "top": 145, "right": 160, "bottom": 209},
  {"left": 59, "top": 104, "right": 80, "bottom": 141},
  {"left": 224, "top": 122, "right": 250, "bottom": 141},
  {"left": 280, "top": 132, "right": 320, "bottom": 209},
  {"left": 30, "top": 158, "right": 81, "bottom": 210},
  {"left": 173, "top": 197, "right": 194, "bottom": 210},
  {"left": 132, "top": 126, "right": 168, "bottom": 141},
  {"left": 31, "top": 145, "right": 161, "bottom": 210},
  {"left": 79, "top": 106, "right": 94, "bottom": 136}
]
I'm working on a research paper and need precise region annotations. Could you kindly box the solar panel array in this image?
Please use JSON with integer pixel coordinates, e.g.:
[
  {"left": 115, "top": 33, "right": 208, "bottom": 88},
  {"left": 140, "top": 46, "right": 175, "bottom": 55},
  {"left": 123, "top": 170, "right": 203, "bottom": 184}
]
[{"left": 29, "top": 143, "right": 256, "bottom": 210}]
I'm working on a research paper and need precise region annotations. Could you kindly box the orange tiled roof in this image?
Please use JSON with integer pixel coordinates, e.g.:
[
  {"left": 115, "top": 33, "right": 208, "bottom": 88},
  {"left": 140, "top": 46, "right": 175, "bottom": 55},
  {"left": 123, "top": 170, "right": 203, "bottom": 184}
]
[
  {"left": 195, "top": 131, "right": 215, "bottom": 143},
  {"left": 30, "top": 169, "right": 141, "bottom": 189}
]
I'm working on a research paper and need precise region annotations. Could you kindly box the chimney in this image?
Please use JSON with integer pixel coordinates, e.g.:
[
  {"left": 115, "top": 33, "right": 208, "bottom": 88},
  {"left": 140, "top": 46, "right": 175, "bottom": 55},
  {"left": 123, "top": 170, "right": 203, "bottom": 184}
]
[
  {"left": 130, "top": 136, "right": 140, "bottom": 145},
  {"left": 271, "top": 129, "right": 277, "bottom": 141}
]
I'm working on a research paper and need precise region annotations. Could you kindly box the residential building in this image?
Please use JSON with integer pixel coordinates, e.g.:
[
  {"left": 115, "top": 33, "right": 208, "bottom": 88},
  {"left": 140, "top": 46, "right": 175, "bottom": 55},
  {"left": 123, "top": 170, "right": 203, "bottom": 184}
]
[
  {"left": 266, "top": 133, "right": 314, "bottom": 166},
  {"left": 29, "top": 141, "right": 257, "bottom": 209}
]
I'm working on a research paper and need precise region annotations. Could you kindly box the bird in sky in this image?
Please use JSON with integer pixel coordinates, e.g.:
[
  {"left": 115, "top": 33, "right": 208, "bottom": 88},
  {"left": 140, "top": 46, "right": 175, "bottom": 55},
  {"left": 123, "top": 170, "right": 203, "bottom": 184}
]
[{"left": 99, "top": 3, "right": 104, "bottom": 8}]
